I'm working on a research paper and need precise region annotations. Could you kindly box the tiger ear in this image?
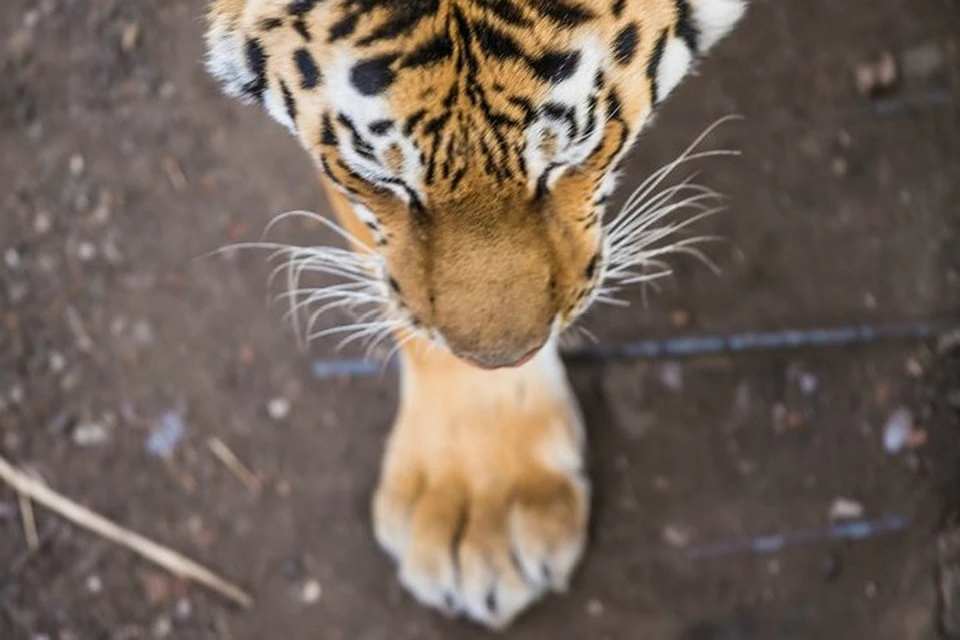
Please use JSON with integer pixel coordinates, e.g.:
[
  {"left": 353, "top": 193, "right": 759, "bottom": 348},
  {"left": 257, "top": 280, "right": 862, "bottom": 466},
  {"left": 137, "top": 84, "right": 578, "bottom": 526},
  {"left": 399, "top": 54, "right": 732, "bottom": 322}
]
[
  {"left": 204, "top": 0, "right": 303, "bottom": 134},
  {"left": 204, "top": 0, "right": 266, "bottom": 105},
  {"left": 687, "top": 0, "right": 748, "bottom": 52}
]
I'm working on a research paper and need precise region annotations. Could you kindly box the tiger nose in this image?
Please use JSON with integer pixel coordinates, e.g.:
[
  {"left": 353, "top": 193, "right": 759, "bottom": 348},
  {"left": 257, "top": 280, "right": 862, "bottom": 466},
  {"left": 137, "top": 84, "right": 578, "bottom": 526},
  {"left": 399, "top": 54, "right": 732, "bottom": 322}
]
[{"left": 454, "top": 340, "right": 546, "bottom": 370}]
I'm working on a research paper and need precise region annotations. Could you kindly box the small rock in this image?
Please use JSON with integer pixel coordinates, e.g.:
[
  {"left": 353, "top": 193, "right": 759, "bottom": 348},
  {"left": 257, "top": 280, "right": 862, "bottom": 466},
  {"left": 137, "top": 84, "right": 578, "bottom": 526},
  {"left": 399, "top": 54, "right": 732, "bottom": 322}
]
[
  {"left": 855, "top": 52, "right": 898, "bottom": 97},
  {"left": 8, "top": 384, "right": 25, "bottom": 405},
  {"left": 69, "top": 154, "right": 85, "bottom": 176},
  {"left": 86, "top": 575, "right": 103, "bottom": 594},
  {"left": 152, "top": 616, "right": 172, "bottom": 638},
  {"left": 174, "top": 598, "right": 193, "bottom": 620},
  {"left": 4, "top": 248, "right": 21, "bottom": 269},
  {"left": 268, "top": 397, "right": 292, "bottom": 421},
  {"left": 797, "top": 372, "right": 819, "bottom": 396},
  {"left": 300, "top": 579, "right": 322, "bottom": 604},
  {"left": 905, "top": 358, "right": 924, "bottom": 377},
  {"left": 132, "top": 320, "right": 154, "bottom": 347},
  {"left": 883, "top": 407, "right": 913, "bottom": 454},
  {"left": 586, "top": 599, "right": 604, "bottom": 616},
  {"left": 76, "top": 242, "right": 97, "bottom": 262},
  {"left": 662, "top": 524, "right": 692, "bottom": 548},
  {"left": 34, "top": 212, "right": 52, "bottom": 235},
  {"left": 49, "top": 351, "right": 66, "bottom": 374},
  {"left": 73, "top": 422, "right": 110, "bottom": 446},
  {"left": 829, "top": 497, "right": 865, "bottom": 521},
  {"left": 830, "top": 157, "right": 848, "bottom": 177},
  {"left": 864, "top": 581, "right": 878, "bottom": 598},
  {"left": 658, "top": 362, "right": 683, "bottom": 391},
  {"left": 121, "top": 22, "right": 141, "bottom": 53}
]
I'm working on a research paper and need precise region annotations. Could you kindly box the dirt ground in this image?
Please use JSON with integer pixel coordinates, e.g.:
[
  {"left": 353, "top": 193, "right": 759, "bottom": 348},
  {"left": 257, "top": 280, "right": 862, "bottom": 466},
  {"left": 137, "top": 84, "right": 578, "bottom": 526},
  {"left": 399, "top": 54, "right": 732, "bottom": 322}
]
[{"left": 1, "top": 0, "right": 959, "bottom": 639}]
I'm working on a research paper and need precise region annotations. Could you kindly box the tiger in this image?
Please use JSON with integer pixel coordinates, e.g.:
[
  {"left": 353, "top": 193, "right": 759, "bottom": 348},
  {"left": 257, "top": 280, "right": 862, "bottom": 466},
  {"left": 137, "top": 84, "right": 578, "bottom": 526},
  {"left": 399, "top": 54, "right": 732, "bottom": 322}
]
[{"left": 204, "top": 0, "right": 746, "bottom": 629}]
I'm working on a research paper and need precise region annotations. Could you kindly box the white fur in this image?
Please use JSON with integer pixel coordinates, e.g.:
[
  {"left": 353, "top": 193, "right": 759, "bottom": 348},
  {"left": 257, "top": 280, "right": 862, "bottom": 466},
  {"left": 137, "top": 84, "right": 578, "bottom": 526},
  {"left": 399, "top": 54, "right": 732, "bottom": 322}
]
[
  {"left": 204, "top": 19, "right": 256, "bottom": 102},
  {"left": 689, "top": 0, "right": 747, "bottom": 52},
  {"left": 658, "top": 37, "right": 695, "bottom": 102},
  {"left": 326, "top": 54, "right": 424, "bottom": 203},
  {"left": 524, "top": 38, "right": 607, "bottom": 192}
]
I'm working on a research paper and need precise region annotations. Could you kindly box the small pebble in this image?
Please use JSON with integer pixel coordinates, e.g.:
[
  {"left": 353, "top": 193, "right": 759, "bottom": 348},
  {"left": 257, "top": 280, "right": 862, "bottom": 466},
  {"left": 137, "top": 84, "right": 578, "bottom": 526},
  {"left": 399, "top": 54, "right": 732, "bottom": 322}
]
[
  {"left": 49, "top": 351, "right": 66, "bottom": 374},
  {"left": 829, "top": 497, "right": 865, "bottom": 521},
  {"left": 69, "top": 154, "right": 85, "bottom": 176},
  {"left": 658, "top": 362, "right": 683, "bottom": 391},
  {"left": 86, "top": 575, "right": 103, "bottom": 594},
  {"left": 300, "top": 579, "right": 322, "bottom": 604},
  {"left": 661, "top": 524, "right": 692, "bottom": 549},
  {"left": 77, "top": 242, "right": 97, "bottom": 262},
  {"left": 121, "top": 22, "right": 141, "bottom": 53},
  {"left": 152, "top": 616, "right": 172, "bottom": 638},
  {"left": 883, "top": 407, "right": 913, "bottom": 454},
  {"left": 34, "top": 212, "right": 52, "bottom": 234},
  {"left": 174, "top": 598, "right": 193, "bottom": 620},
  {"left": 797, "top": 372, "right": 819, "bottom": 396},
  {"left": 864, "top": 581, "right": 878, "bottom": 598},
  {"left": 8, "top": 384, "right": 25, "bottom": 405},
  {"left": 73, "top": 422, "right": 110, "bottom": 446},
  {"left": 586, "top": 599, "right": 604, "bottom": 616},
  {"left": 4, "top": 248, "right": 21, "bottom": 269},
  {"left": 268, "top": 397, "right": 292, "bottom": 421},
  {"left": 132, "top": 320, "right": 154, "bottom": 347},
  {"left": 854, "top": 52, "right": 898, "bottom": 97}
]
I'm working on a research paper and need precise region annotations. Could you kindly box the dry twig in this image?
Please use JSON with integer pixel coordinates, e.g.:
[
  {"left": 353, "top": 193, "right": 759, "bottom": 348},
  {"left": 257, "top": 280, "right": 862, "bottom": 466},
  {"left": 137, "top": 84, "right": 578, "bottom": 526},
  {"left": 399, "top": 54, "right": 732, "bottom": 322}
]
[
  {"left": 207, "top": 437, "right": 261, "bottom": 493},
  {"left": 0, "top": 453, "right": 253, "bottom": 608},
  {"left": 17, "top": 490, "right": 38, "bottom": 551}
]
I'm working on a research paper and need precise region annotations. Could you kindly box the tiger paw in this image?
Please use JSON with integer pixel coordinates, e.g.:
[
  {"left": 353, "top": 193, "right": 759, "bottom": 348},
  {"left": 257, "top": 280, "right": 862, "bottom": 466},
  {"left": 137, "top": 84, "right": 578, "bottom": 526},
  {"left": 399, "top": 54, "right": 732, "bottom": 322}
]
[{"left": 372, "top": 348, "right": 589, "bottom": 629}]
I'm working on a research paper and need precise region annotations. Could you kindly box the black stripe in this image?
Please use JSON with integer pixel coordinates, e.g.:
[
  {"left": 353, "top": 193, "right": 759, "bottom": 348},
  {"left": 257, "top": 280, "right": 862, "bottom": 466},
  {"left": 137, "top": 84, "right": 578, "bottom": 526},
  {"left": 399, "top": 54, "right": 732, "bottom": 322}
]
[
  {"left": 532, "top": 0, "right": 595, "bottom": 27},
  {"left": 646, "top": 29, "right": 668, "bottom": 104},
  {"left": 401, "top": 34, "right": 454, "bottom": 68},
  {"left": 530, "top": 50, "right": 581, "bottom": 83},
  {"left": 329, "top": 13, "right": 360, "bottom": 42},
  {"left": 280, "top": 80, "right": 297, "bottom": 125},
  {"left": 612, "top": 23, "right": 640, "bottom": 66},
  {"left": 350, "top": 55, "right": 399, "bottom": 96},
  {"left": 357, "top": 0, "right": 439, "bottom": 46},
  {"left": 286, "top": 0, "right": 316, "bottom": 16},
  {"left": 242, "top": 38, "right": 268, "bottom": 103},
  {"left": 294, "top": 49, "right": 321, "bottom": 88},
  {"left": 473, "top": 21, "right": 525, "bottom": 61},
  {"left": 259, "top": 17, "right": 283, "bottom": 30},
  {"left": 403, "top": 109, "right": 427, "bottom": 135},
  {"left": 674, "top": 0, "right": 700, "bottom": 53},
  {"left": 369, "top": 119, "right": 395, "bottom": 135},
  {"left": 321, "top": 113, "right": 338, "bottom": 145},
  {"left": 475, "top": 0, "right": 532, "bottom": 26},
  {"left": 611, "top": 0, "right": 626, "bottom": 17},
  {"left": 292, "top": 17, "right": 312, "bottom": 41}
]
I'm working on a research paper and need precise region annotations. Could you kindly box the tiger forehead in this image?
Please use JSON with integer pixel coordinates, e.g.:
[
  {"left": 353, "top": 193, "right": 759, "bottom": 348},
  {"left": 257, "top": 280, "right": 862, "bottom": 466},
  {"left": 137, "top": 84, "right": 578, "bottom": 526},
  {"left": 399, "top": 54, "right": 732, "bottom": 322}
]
[{"left": 243, "top": 0, "right": 686, "bottom": 199}]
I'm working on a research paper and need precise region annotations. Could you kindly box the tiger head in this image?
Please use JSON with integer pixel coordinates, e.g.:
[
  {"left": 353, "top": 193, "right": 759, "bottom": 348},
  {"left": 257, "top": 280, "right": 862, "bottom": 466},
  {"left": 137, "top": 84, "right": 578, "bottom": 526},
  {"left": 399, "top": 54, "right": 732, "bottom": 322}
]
[{"left": 206, "top": 0, "right": 745, "bottom": 368}]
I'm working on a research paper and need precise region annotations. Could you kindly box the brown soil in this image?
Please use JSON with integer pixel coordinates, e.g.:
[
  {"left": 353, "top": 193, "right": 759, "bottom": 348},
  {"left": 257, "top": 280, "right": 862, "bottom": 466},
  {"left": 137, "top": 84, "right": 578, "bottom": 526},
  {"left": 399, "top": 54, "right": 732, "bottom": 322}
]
[{"left": 1, "top": 0, "right": 958, "bottom": 638}]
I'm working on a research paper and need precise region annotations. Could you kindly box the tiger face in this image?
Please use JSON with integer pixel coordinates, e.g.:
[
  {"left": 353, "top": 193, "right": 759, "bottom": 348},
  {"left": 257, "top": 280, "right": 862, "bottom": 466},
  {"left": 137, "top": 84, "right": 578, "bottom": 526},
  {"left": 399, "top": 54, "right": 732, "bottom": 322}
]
[{"left": 206, "top": 0, "right": 745, "bottom": 368}]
